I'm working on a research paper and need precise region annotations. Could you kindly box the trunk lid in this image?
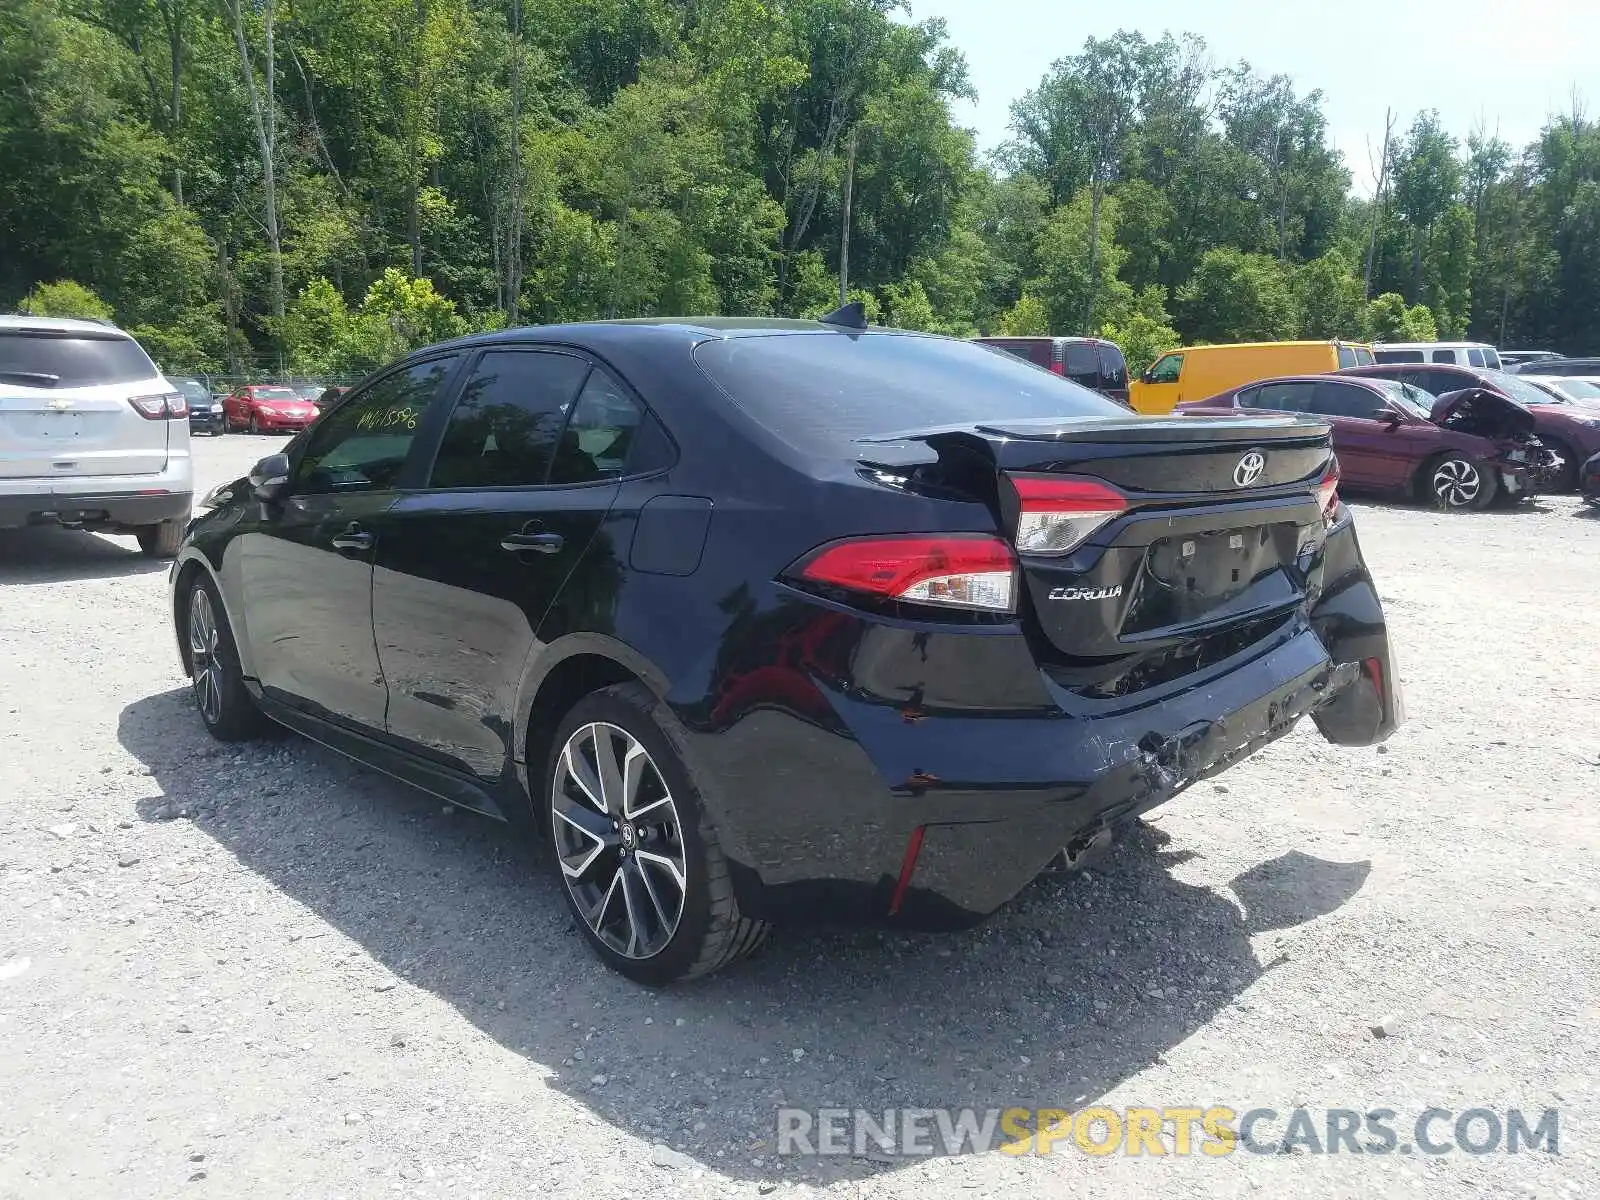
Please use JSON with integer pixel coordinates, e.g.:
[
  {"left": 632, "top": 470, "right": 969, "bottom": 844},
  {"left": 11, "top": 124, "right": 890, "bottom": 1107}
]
[
  {"left": 857, "top": 413, "right": 1337, "bottom": 696},
  {"left": 0, "top": 380, "right": 171, "bottom": 479}
]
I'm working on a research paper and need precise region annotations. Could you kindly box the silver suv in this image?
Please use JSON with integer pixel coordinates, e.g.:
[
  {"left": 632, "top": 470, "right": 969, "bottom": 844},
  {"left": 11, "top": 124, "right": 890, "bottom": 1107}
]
[{"left": 0, "top": 315, "right": 193, "bottom": 556}]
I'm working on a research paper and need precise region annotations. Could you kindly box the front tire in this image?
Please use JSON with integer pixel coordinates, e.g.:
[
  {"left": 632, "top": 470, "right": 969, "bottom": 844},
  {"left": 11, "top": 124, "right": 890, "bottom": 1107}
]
[
  {"left": 185, "top": 576, "right": 265, "bottom": 741},
  {"left": 136, "top": 521, "right": 183, "bottom": 558},
  {"left": 1427, "top": 453, "right": 1497, "bottom": 511},
  {"left": 248, "top": 413, "right": 261, "bottom": 435},
  {"left": 547, "top": 682, "right": 768, "bottom": 985},
  {"left": 1542, "top": 440, "right": 1578, "bottom": 493}
]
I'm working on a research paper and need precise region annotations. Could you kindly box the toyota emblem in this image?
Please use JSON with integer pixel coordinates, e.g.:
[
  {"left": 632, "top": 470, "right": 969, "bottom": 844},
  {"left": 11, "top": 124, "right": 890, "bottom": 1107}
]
[{"left": 1233, "top": 450, "right": 1266, "bottom": 487}]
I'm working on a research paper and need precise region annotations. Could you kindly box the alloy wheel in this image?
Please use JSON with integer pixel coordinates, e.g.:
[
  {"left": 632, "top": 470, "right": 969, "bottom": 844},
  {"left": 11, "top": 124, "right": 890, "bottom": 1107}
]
[
  {"left": 1432, "top": 458, "right": 1481, "bottom": 507},
  {"left": 188, "top": 587, "right": 224, "bottom": 726},
  {"left": 552, "top": 722, "right": 687, "bottom": 959}
]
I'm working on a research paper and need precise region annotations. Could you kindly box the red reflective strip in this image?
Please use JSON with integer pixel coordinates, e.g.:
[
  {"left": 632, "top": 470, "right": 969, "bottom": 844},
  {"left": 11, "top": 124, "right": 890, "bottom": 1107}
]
[
  {"left": 1009, "top": 474, "right": 1127, "bottom": 514},
  {"left": 887, "top": 826, "right": 927, "bottom": 917}
]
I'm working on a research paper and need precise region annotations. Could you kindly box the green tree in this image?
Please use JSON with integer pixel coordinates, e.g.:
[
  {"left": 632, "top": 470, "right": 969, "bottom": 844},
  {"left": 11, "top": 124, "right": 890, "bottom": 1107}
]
[
  {"left": 1294, "top": 252, "right": 1365, "bottom": 339},
  {"left": 17, "top": 280, "right": 115, "bottom": 320},
  {"left": 1177, "top": 248, "right": 1299, "bottom": 343},
  {"left": 1366, "top": 292, "right": 1438, "bottom": 341}
]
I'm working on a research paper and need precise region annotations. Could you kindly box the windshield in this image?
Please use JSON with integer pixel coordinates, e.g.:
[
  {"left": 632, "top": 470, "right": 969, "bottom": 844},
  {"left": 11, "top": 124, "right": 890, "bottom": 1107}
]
[
  {"left": 1372, "top": 378, "right": 1433, "bottom": 417},
  {"left": 1564, "top": 380, "right": 1600, "bottom": 400},
  {"left": 1479, "top": 369, "right": 1554, "bottom": 408},
  {"left": 254, "top": 387, "right": 302, "bottom": 401},
  {"left": 172, "top": 378, "right": 211, "bottom": 402}
]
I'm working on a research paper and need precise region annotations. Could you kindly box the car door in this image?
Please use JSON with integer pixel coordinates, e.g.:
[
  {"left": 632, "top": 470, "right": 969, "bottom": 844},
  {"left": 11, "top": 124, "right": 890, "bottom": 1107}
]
[
  {"left": 235, "top": 355, "right": 460, "bottom": 731},
  {"left": 367, "top": 349, "right": 667, "bottom": 786},
  {"left": 1307, "top": 381, "right": 1408, "bottom": 488},
  {"left": 1132, "top": 351, "right": 1183, "bottom": 413}
]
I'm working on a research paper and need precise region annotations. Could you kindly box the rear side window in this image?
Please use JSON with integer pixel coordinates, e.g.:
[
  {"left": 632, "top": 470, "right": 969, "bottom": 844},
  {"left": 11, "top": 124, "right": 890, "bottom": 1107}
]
[
  {"left": 428, "top": 350, "right": 590, "bottom": 489},
  {"left": 1375, "top": 350, "right": 1425, "bottom": 364},
  {"left": 1433, "top": 349, "right": 1457, "bottom": 364},
  {"left": 1098, "top": 344, "right": 1127, "bottom": 388},
  {"left": 0, "top": 331, "right": 155, "bottom": 387},
  {"left": 547, "top": 369, "right": 650, "bottom": 485},
  {"left": 695, "top": 333, "right": 1122, "bottom": 454},
  {"left": 978, "top": 340, "right": 1052, "bottom": 369},
  {"left": 1253, "top": 382, "right": 1316, "bottom": 412},
  {"left": 1336, "top": 345, "right": 1358, "bottom": 369}
]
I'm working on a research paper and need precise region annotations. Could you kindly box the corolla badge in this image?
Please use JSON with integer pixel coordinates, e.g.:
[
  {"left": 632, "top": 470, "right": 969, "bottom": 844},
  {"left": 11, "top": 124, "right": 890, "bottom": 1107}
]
[
  {"left": 1233, "top": 449, "right": 1267, "bottom": 487},
  {"left": 1049, "top": 585, "right": 1123, "bottom": 601}
]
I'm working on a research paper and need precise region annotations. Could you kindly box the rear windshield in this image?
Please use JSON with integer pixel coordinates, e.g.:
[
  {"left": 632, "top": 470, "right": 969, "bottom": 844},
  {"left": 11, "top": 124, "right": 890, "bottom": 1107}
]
[
  {"left": 694, "top": 333, "right": 1122, "bottom": 452},
  {"left": 0, "top": 330, "right": 156, "bottom": 387}
]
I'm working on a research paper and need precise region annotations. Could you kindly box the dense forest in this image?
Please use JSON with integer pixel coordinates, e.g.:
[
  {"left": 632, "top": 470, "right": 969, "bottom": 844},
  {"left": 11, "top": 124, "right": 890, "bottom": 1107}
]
[{"left": 3, "top": 0, "right": 1597, "bottom": 377}]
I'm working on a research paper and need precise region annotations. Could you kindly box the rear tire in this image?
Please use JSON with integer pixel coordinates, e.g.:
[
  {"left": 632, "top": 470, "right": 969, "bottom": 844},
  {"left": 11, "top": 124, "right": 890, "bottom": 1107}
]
[
  {"left": 546, "top": 682, "right": 768, "bottom": 985},
  {"left": 184, "top": 575, "right": 266, "bottom": 742},
  {"left": 1426, "top": 453, "right": 1497, "bottom": 511},
  {"left": 136, "top": 521, "right": 183, "bottom": 558}
]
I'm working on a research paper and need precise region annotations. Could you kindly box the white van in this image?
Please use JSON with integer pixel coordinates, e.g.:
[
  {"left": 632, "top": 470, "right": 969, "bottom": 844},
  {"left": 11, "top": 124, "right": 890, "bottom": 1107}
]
[{"left": 1372, "top": 341, "right": 1503, "bottom": 370}]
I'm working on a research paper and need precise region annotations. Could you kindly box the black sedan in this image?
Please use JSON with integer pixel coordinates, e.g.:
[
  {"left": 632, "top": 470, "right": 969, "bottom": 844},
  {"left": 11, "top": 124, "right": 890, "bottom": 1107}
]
[
  {"left": 170, "top": 375, "right": 225, "bottom": 435},
  {"left": 167, "top": 311, "right": 1403, "bottom": 983}
]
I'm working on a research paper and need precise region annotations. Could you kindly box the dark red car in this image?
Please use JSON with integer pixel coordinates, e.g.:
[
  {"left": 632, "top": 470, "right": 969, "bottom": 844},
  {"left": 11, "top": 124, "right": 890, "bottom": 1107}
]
[
  {"left": 1177, "top": 374, "right": 1545, "bottom": 510},
  {"left": 224, "top": 384, "right": 322, "bottom": 434},
  {"left": 1339, "top": 363, "right": 1600, "bottom": 492},
  {"left": 971, "top": 336, "right": 1131, "bottom": 404}
]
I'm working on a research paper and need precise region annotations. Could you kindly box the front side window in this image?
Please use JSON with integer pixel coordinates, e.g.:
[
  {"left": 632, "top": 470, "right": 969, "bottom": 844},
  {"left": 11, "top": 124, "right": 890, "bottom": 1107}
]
[
  {"left": 1312, "top": 381, "right": 1383, "bottom": 418},
  {"left": 294, "top": 356, "right": 458, "bottom": 495},
  {"left": 428, "top": 350, "right": 591, "bottom": 489},
  {"left": 1147, "top": 353, "right": 1183, "bottom": 384},
  {"left": 1467, "top": 347, "right": 1487, "bottom": 367}
]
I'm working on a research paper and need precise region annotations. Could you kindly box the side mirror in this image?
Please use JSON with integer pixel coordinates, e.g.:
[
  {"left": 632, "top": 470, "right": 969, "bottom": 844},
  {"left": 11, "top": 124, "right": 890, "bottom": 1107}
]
[
  {"left": 1141, "top": 369, "right": 1155, "bottom": 384},
  {"left": 249, "top": 452, "right": 291, "bottom": 503},
  {"left": 1371, "top": 407, "right": 1401, "bottom": 425}
]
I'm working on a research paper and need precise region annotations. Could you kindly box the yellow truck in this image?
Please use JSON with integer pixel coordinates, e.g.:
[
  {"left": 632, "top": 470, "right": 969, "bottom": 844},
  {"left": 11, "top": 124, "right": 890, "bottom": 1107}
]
[{"left": 1128, "top": 340, "right": 1376, "bottom": 414}]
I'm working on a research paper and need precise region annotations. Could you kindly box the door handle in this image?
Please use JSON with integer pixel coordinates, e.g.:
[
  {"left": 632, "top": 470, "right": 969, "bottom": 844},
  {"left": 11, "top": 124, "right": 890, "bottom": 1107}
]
[
  {"left": 500, "top": 531, "right": 564, "bottom": 554},
  {"left": 331, "top": 524, "right": 375, "bottom": 552}
]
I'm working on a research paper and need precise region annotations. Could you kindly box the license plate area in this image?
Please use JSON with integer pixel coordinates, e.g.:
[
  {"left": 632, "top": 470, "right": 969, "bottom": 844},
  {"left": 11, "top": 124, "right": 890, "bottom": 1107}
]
[{"left": 1125, "top": 522, "right": 1302, "bottom": 635}]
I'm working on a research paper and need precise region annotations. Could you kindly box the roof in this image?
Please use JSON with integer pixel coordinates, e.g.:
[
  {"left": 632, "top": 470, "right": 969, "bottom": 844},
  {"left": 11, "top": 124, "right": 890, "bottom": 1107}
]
[
  {"left": 414, "top": 316, "right": 938, "bottom": 359},
  {"left": 1371, "top": 341, "right": 1495, "bottom": 350},
  {"left": 0, "top": 314, "right": 128, "bottom": 334},
  {"left": 1176, "top": 340, "right": 1369, "bottom": 352}
]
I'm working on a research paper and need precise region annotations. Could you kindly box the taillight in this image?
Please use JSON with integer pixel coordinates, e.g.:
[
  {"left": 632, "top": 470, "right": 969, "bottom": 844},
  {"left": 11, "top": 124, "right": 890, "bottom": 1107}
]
[
  {"left": 1315, "top": 458, "right": 1341, "bottom": 526},
  {"left": 1008, "top": 475, "right": 1127, "bottom": 556},
  {"left": 792, "top": 534, "right": 1017, "bottom": 613},
  {"left": 130, "top": 392, "right": 186, "bottom": 419},
  {"left": 1048, "top": 360, "right": 1065, "bottom": 376}
]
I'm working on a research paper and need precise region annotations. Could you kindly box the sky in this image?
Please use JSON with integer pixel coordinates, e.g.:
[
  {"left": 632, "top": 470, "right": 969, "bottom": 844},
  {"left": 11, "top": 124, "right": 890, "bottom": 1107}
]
[{"left": 908, "top": 0, "right": 1596, "bottom": 196}]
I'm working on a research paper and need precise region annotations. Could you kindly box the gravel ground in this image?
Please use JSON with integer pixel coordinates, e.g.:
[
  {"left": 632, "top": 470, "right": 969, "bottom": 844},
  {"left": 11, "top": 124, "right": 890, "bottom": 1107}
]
[{"left": 2, "top": 434, "right": 1597, "bottom": 1199}]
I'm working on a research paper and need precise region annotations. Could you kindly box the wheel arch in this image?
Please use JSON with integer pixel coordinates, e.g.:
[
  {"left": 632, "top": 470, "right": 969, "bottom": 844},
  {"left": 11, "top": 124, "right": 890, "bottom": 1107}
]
[{"left": 516, "top": 635, "right": 672, "bottom": 797}]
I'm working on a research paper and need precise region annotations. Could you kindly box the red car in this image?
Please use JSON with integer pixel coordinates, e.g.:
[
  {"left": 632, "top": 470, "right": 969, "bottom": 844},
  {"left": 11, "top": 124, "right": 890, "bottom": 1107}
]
[
  {"left": 1177, "top": 374, "right": 1546, "bottom": 510},
  {"left": 1338, "top": 363, "right": 1600, "bottom": 492},
  {"left": 224, "top": 384, "right": 321, "bottom": 434}
]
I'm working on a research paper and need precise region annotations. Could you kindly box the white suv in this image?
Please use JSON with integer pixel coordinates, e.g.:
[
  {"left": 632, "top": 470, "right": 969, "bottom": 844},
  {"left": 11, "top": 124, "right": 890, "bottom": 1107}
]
[{"left": 0, "top": 315, "right": 193, "bottom": 556}]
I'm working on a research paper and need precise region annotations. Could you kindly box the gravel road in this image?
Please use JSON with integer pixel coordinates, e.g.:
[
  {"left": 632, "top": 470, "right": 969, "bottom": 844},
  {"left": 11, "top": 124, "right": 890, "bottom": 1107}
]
[{"left": 2, "top": 434, "right": 1597, "bottom": 1199}]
